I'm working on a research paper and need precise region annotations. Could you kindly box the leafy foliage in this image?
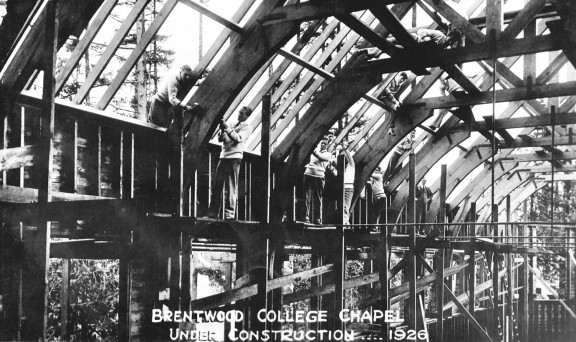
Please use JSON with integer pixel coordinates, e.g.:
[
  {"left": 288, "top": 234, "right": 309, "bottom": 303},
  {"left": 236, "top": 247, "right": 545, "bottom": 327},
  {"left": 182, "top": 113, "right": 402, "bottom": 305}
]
[{"left": 48, "top": 259, "right": 119, "bottom": 341}]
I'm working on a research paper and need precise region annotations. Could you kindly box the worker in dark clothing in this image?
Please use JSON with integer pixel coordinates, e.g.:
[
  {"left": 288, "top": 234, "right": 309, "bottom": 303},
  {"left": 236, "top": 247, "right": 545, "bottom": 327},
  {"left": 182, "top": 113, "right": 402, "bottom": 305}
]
[
  {"left": 416, "top": 178, "right": 433, "bottom": 234},
  {"left": 148, "top": 65, "right": 201, "bottom": 199},
  {"left": 379, "top": 72, "right": 408, "bottom": 137}
]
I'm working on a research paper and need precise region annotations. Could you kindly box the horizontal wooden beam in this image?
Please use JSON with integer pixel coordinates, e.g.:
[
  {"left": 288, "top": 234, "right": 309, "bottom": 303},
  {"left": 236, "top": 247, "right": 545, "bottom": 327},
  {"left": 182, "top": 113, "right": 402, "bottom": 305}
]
[
  {"left": 497, "top": 150, "right": 576, "bottom": 162},
  {"left": 50, "top": 240, "right": 126, "bottom": 259},
  {"left": 449, "top": 112, "right": 576, "bottom": 132},
  {"left": 0, "top": 185, "right": 112, "bottom": 204},
  {"left": 358, "top": 35, "right": 560, "bottom": 75},
  {"left": 411, "top": 81, "right": 576, "bottom": 110},
  {"left": 2, "top": 197, "right": 149, "bottom": 222},
  {"left": 0, "top": 145, "right": 39, "bottom": 171},
  {"left": 260, "top": 0, "right": 378, "bottom": 26},
  {"left": 18, "top": 94, "right": 164, "bottom": 135},
  {"left": 477, "top": 133, "right": 575, "bottom": 149}
]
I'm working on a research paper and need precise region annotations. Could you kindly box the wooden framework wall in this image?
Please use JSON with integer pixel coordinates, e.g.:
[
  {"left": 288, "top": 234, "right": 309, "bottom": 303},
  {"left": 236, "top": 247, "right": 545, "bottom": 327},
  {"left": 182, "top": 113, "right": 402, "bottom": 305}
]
[{"left": 1, "top": 0, "right": 576, "bottom": 341}]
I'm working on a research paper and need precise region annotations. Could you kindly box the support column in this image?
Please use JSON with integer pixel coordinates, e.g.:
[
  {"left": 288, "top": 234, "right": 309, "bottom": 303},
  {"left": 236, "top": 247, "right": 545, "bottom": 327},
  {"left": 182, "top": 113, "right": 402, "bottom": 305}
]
[
  {"left": 505, "top": 196, "right": 515, "bottom": 341},
  {"left": 436, "top": 165, "right": 447, "bottom": 341},
  {"left": 468, "top": 202, "right": 477, "bottom": 341},
  {"left": 492, "top": 204, "right": 500, "bottom": 341},
  {"left": 23, "top": 1, "right": 58, "bottom": 339},
  {"left": 520, "top": 200, "right": 529, "bottom": 342},
  {"left": 333, "top": 154, "right": 346, "bottom": 332}
]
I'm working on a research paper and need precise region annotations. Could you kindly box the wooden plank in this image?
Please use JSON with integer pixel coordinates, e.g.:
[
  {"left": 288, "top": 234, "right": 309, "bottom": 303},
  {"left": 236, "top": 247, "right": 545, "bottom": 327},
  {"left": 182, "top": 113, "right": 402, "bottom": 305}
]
[
  {"left": 97, "top": 0, "right": 179, "bottom": 109},
  {"left": 421, "top": 0, "right": 485, "bottom": 42},
  {"left": 337, "top": 13, "right": 400, "bottom": 57},
  {"left": 358, "top": 35, "right": 559, "bottom": 75},
  {"left": 55, "top": 0, "right": 119, "bottom": 94},
  {"left": 73, "top": 0, "right": 150, "bottom": 104},
  {"left": 260, "top": 0, "right": 374, "bottom": 26},
  {"left": 449, "top": 112, "right": 576, "bottom": 132},
  {"left": 190, "top": 263, "right": 334, "bottom": 311},
  {"left": 0, "top": 145, "right": 39, "bottom": 171},
  {"left": 18, "top": 94, "right": 164, "bottom": 135},
  {"left": 420, "top": 255, "right": 494, "bottom": 342},
  {"left": 411, "top": 81, "right": 576, "bottom": 110}
]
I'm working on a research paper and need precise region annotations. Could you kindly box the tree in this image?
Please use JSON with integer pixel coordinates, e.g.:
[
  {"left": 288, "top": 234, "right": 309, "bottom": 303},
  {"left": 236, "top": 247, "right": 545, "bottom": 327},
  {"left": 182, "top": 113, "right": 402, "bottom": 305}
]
[{"left": 47, "top": 259, "right": 119, "bottom": 341}]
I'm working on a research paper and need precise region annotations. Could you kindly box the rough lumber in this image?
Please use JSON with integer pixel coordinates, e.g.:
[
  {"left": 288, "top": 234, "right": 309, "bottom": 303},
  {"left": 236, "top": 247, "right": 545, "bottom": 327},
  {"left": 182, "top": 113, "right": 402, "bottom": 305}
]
[
  {"left": 478, "top": 134, "right": 576, "bottom": 149},
  {"left": 17, "top": 94, "right": 164, "bottom": 136},
  {"left": 449, "top": 112, "right": 576, "bottom": 132},
  {"left": 421, "top": 0, "right": 485, "bottom": 43},
  {"left": 50, "top": 240, "right": 125, "bottom": 259},
  {"left": 0, "top": 145, "right": 39, "bottom": 171},
  {"left": 260, "top": 0, "right": 374, "bottom": 26},
  {"left": 411, "top": 81, "right": 576, "bottom": 110},
  {"left": 337, "top": 13, "right": 400, "bottom": 57},
  {"left": 0, "top": 185, "right": 111, "bottom": 203},
  {"left": 189, "top": 264, "right": 334, "bottom": 311},
  {"left": 358, "top": 35, "right": 560, "bottom": 75}
]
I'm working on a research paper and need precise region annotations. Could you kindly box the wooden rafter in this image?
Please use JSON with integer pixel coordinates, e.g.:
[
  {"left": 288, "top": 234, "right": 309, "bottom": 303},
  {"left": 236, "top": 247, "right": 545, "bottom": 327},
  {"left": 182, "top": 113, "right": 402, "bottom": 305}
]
[
  {"left": 73, "top": 0, "right": 150, "bottom": 105},
  {"left": 180, "top": 0, "right": 243, "bottom": 34},
  {"left": 55, "top": 0, "right": 118, "bottom": 95},
  {"left": 97, "top": 0, "right": 180, "bottom": 109},
  {"left": 449, "top": 112, "right": 576, "bottom": 132}
]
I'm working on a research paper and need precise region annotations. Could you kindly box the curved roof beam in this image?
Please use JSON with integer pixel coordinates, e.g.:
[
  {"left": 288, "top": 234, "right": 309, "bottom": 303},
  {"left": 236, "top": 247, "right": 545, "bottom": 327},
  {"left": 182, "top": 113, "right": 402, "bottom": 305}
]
[{"left": 182, "top": 0, "right": 300, "bottom": 168}]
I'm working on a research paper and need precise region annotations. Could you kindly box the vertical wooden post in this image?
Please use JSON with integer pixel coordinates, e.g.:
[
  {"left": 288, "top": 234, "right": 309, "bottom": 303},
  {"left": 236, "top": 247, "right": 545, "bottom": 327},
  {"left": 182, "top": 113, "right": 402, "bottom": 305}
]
[
  {"left": 118, "top": 246, "right": 131, "bottom": 342},
  {"left": 521, "top": 200, "right": 529, "bottom": 342},
  {"left": 60, "top": 259, "right": 70, "bottom": 340},
  {"left": 223, "top": 261, "right": 233, "bottom": 341},
  {"left": 407, "top": 152, "right": 417, "bottom": 332},
  {"left": 486, "top": 0, "right": 503, "bottom": 42},
  {"left": 436, "top": 165, "right": 447, "bottom": 340},
  {"left": 506, "top": 195, "right": 514, "bottom": 341},
  {"left": 24, "top": 1, "right": 58, "bottom": 339},
  {"left": 469, "top": 202, "right": 477, "bottom": 341},
  {"left": 121, "top": 131, "right": 134, "bottom": 199},
  {"left": 262, "top": 94, "right": 271, "bottom": 223},
  {"left": 378, "top": 213, "right": 390, "bottom": 338},
  {"left": 492, "top": 203, "right": 500, "bottom": 340},
  {"left": 333, "top": 154, "right": 346, "bottom": 332}
]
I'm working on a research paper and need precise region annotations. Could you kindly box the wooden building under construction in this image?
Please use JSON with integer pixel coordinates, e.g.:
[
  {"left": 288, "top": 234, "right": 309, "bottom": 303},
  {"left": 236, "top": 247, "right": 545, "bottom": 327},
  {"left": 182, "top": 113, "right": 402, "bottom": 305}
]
[{"left": 1, "top": 0, "right": 576, "bottom": 341}]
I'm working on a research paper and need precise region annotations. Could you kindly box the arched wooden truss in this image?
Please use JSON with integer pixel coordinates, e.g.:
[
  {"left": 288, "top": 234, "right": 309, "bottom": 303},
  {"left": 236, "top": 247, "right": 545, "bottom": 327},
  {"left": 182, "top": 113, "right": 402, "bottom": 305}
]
[{"left": 1, "top": 0, "right": 576, "bottom": 341}]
